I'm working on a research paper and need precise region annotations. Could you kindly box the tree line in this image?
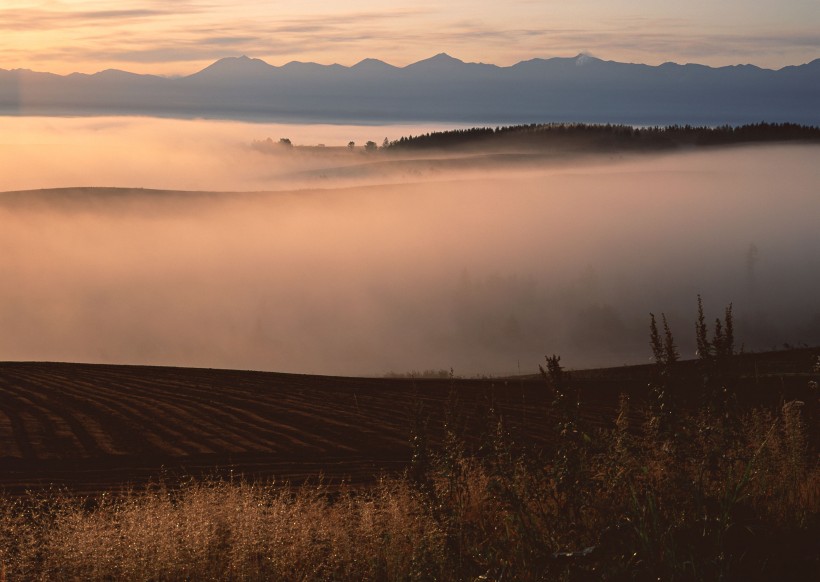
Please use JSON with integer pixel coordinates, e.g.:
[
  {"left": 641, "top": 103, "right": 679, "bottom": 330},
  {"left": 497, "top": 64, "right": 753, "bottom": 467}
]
[{"left": 385, "top": 122, "right": 820, "bottom": 151}]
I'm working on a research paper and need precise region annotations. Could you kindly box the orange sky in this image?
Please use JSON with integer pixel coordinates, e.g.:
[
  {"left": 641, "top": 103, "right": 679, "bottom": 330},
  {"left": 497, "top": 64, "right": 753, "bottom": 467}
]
[{"left": 1, "top": 1, "right": 817, "bottom": 75}]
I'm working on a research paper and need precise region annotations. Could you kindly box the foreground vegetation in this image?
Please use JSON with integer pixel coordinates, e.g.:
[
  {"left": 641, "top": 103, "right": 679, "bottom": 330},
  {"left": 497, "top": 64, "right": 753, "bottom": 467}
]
[
  {"left": 0, "top": 397, "right": 814, "bottom": 580},
  {"left": 0, "top": 304, "right": 817, "bottom": 581}
]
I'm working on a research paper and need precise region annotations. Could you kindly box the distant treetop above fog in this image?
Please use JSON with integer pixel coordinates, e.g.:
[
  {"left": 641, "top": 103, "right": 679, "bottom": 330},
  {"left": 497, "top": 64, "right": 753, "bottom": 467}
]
[{"left": 385, "top": 123, "right": 820, "bottom": 152}]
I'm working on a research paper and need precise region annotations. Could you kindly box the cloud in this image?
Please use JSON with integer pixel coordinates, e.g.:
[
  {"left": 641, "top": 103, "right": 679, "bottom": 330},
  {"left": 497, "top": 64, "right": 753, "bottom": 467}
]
[
  {"left": 0, "top": 2, "right": 817, "bottom": 74},
  {"left": 0, "top": 7, "right": 187, "bottom": 30},
  {"left": 201, "top": 36, "right": 262, "bottom": 46},
  {"left": 73, "top": 9, "right": 171, "bottom": 21},
  {"left": 0, "top": 5, "right": 436, "bottom": 72}
]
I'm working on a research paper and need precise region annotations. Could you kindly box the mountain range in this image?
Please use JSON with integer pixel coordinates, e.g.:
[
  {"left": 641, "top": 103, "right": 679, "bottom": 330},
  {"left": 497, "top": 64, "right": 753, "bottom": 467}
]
[{"left": 1, "top": 54, "right": 818, "bottom": 125}]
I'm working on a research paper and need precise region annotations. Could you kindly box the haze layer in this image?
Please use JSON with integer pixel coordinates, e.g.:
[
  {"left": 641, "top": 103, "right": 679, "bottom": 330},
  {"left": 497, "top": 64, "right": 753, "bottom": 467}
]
[{"left": 1, "top": 118, "right": 818, "bottom": 375}]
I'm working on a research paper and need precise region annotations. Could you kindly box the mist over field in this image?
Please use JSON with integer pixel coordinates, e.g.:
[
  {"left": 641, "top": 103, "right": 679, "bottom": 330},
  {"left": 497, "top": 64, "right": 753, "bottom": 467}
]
[
  {"left": 0, "top": 117, "right": 818, "bottom": 376},
  {"left": 0, "top": 117, "right": 471, "bottom": 192}
]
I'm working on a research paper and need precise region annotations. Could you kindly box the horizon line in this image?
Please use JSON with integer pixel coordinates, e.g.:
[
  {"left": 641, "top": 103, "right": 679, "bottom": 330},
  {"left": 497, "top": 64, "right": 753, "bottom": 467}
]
[{"left": 2, "top": 52, "right": 818, "bottom": 78}]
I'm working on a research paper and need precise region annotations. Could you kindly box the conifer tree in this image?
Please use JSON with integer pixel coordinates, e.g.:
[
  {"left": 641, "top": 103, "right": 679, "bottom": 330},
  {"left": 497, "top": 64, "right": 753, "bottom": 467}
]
[
  {"left": 662, "top": 314, "right": 679, "bottom": 364},
  {"left": 724, "top": 303, "right": 735, "bottom": 357},
  {"left": 696, "top": 295, "right": 710, "bottom": 361},
  {"left": 649, "top": 313, "right": 664, "bottom": 364}
]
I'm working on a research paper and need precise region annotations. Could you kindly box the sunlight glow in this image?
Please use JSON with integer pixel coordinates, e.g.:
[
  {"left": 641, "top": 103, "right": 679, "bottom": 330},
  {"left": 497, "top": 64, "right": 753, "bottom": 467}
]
[{"left": 0, "top": 1, "right": 816, "bottom": 75}]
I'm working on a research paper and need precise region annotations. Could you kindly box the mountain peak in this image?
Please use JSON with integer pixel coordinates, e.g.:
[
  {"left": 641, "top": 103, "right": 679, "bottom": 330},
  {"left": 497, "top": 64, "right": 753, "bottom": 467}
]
[
  {"left": 430, "top": 52, "right": 460, "bottom": 62},
  {"left": 352, "top": 58, "right": 398, "bottom": 71},
  {"left": 405, "top": 53, "right": 465, "bottom": 69},
  {"left": 190, "top": 55, "right": 276, "bottom": 79},
  {"left": 573, "top": 53, "right": 601, "bottom": 66},
  {"left": 213, "top": 55, "right": 267, "bottom": 66}
]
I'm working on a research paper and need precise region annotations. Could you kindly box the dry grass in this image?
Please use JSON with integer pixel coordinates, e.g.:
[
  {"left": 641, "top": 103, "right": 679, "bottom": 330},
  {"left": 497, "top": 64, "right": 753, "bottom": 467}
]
[
  {"left": 0, "top": 393, "right": 817, "bottom": 581},
  {"left": 0, "top": 478, "right": 450, "bottom": 581}
]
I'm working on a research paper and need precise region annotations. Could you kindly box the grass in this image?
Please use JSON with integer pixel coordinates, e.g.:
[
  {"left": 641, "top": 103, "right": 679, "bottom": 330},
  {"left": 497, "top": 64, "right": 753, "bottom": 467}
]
[{"left": 0, "top": 380, "right": 817, "bottom": 581}]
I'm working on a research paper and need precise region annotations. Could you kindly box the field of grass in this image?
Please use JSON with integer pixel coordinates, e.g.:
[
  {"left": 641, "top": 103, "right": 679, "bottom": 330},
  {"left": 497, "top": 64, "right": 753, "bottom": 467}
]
[{"left": 0, "top": 351, "right": 817, "bottom": 580}]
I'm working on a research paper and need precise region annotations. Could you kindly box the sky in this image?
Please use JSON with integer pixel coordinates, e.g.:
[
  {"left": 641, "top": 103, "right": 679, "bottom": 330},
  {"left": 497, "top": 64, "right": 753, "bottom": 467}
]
[{"left": 0, "top": 0, "right": 817, "bottom": 76}]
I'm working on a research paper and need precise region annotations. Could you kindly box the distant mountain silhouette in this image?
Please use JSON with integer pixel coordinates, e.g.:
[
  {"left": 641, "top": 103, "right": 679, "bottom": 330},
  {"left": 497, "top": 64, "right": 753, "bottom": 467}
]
[
  {"left": 188, "top": 55, "right": 277, "bottom": 81},
  {"left": 0, "top": 54, "right": 818, "bottom": 124},
  {"left": 351, "top": 58, "right": 399, "bottom": 73}
]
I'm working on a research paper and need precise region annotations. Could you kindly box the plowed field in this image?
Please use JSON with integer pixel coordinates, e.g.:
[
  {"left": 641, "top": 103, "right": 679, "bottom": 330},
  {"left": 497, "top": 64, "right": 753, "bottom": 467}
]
[
  {"left": 0, "top": 362, "right": 577, "bottom": 495},
  {"left": 1, "top": 357, "right": 814, "bottom": 496}
]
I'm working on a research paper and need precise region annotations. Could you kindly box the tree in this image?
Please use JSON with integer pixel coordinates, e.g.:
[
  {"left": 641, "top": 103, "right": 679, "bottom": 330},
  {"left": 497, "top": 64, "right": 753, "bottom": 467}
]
[
  {"left": 278, "top": 138, "right": 292, "bottom": 148},
  {"left": 662, "top": 314, "right": 679, "bottom": 364},
  {"left": 539, "top": 354, "right": 584, "bottom": 494},
  {"left": 694, "top": 296, "right": 738, "bottom": 411},
  {"left": 648, "top": 313, "right": 678, "bottom": 435},
  {"left": 649, "top": 313, "right": 664, "bottom": 364},
  {"left": 382, "top": 137, "right": 390, "bottom": 149},
  {"left": 347, "top": 141, "right": 355, "bottom": 149},
  {"left": 649, "top": 313, "right": 678, "bottom": 367},
  {"left": 364, "top": 140, "right": 378, "bottom": 152},
  {"left": 696, "top": 294, "right": 710, "bottom": 360}
]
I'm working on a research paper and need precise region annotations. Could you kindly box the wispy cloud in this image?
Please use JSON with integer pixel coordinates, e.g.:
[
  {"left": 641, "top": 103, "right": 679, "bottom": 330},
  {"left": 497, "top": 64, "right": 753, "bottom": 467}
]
[
  {"left": 0, "top": 7, "right": 188, "bottom": 30},
  {"left": 0, "top": 1, "right": 817, "bottom": 74},
  {"left": 201, "top": 36, "right": 261, "bottom": 47}
]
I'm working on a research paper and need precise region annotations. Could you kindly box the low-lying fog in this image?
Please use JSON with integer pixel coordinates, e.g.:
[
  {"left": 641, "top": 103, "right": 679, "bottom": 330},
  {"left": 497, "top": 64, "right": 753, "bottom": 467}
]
[
  {"left": 0, "top": 116, "right": 469, "bottom": 192},
  {"left": 1, "top": 117, "right": 818, "bottom": 376}
]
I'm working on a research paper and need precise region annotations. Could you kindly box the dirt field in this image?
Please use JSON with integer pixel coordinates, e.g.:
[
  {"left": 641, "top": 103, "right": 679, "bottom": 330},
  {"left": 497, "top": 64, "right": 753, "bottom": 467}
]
[
  {"left": 0, "top": 355, "right": 814, "bottom": 496},
  {"left": 0, "top": 362, "right": 556, "bottom": 495}
]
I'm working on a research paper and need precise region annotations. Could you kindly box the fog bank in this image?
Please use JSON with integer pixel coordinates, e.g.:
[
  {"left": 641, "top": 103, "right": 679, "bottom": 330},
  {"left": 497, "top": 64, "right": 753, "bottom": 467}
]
[
  {"left": 0, "top": 116, "right": 468, "bottom": 192},
  {"left": 0, "top": 120, "right": 818, "bottom": 375}
]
